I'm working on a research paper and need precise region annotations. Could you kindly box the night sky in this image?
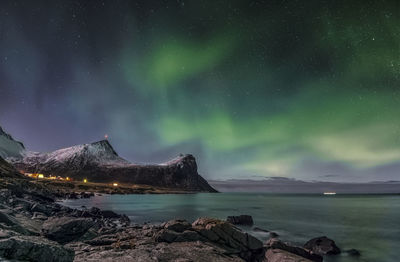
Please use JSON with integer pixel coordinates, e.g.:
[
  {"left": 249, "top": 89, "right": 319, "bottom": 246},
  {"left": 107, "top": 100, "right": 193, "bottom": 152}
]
[{"left": 0, "top": 0, "right": 399, "bottom": 182}]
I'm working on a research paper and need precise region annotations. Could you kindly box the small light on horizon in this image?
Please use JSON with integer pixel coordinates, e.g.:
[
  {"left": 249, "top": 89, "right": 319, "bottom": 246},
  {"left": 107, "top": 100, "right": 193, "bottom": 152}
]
[
  {"left": 83, "top": 179, "right": 87, "bottom": 183},
  {"left": 104, "top": 134, "right": 109, "bottom": 139},
  {"left": 113, "top": 183, "right": 118, "bottom": 187}
]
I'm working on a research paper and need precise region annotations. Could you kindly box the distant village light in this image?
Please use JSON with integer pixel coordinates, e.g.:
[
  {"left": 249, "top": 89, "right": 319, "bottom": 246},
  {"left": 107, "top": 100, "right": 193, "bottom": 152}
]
[
  {"left": 113, "top": 183, "right": 118, "bottom": 187},
  {"left": 38, "top": 174, "right": 44, "bottom": 179},
  {"left": 66, "top": 177, "right": 70, "bottom": 181},
  {"left": 83, "top": 179, "right": 87, "bottom": 183}
]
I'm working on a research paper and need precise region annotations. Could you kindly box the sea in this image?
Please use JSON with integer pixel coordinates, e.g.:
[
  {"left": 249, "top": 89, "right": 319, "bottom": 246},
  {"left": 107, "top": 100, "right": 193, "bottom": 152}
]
[{"left": 62, "top": 193, "right": 400, "bottom": 262}]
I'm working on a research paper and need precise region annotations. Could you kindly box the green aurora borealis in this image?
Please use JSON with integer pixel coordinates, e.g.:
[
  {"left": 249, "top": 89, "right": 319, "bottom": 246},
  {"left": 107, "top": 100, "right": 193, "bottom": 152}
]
[{"left": 0, "top": 0, "right": 399, "bottom": 181}]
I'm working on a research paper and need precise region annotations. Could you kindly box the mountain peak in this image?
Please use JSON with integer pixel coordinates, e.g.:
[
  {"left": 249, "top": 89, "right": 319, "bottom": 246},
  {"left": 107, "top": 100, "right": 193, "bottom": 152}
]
[{"left": 88, "top": 140, "right": 118, "bottom": 156}]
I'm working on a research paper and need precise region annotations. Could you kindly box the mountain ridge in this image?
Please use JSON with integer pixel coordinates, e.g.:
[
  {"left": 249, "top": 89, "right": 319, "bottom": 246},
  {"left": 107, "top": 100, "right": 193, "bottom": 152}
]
[{"left": 2, "top": 132, "right": 216, "bottom": 192}]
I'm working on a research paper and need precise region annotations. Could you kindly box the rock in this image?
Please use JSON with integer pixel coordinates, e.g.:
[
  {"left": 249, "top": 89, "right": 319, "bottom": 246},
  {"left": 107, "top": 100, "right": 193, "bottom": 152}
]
[
  {"left": 192, "top": 217, "right": 263, "bottom": 261},
  {"left": 345, "top": 249, "right": 361, "bottom": 256},
  {"left": 304, "top": 236, "right": 341, "bottom": 255},
  {"left": 265, "top": 248, "right": 314, "bottom": 262},
  {"left": 164, "top": 219, "right": 192, "bottom": 232},
  {"left": 42, "top": 216, "right": 96, "bottom": 244},
  {"left": 154, "top": 229, "right": 180, "bottom": 243},
  {"left": 74, "top": 240, "right": 244, "bottom": 262},
  {"left": 227, "top": 215, "right": 254, "bottom": 226},
  {"left": 31, "top": 202, "right": 51, "bottom": 215},
  {"left": 32, "top": 212, "right": 48, "bottom": 220},
  {"left": 175, "top": 230, "right": 201, "bottom": 242},
  {"left": 0, "top": 235, "right": 74, "bottom": 262},
  {"left": 253, "top": 227, "right": 269, "bottom": 233},
  {"left": 265, "top": 238, "right": 322, "bottom": 262},
  {"left": 66, "top": 192, "right": 78, "bottom": 199},
  {"left": 100, "top": 210, "right": 120, "bottom": 218},
  {"left": 269, "top": 232, "right": 279, "bottom": 238}
]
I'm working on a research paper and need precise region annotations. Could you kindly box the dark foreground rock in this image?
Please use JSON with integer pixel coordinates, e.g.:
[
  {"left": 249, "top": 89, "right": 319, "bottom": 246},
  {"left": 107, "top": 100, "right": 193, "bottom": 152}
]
[
  {"left": 265, "top": 238, "right": 322, "bottom": 262},
  {"left": 345, "top": 249, "right": 361, "bottom": 257},
  {"left": 156, "top": 217, "right": 264, "bottom": 261},
  {"left": 0, "top": 235, "right": 74, "bottom": 262},
  {"left": 304, "top": 236, "right": 341, "bottom": 255},
  {"left": 227, "top": 215, "right": 254, "bottom": 226},
  {"left": 264, "top": 248, "right": 314, "bottom": 262},
  {"left": 42, "top": 217, "right": 97, "bottom": 244}
]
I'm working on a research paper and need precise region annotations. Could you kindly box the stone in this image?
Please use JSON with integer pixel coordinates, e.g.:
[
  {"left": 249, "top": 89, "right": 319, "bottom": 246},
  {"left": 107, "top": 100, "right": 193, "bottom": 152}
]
[
  {"left": 154, "top": 229, "right": 180, "bottom": 243},
  {"left": 227, "top": 215, "right": 254, "bottom": 226},
  {"left": 192, "top": 217, "right": 263, "bottom": 261},
  {"left": 269, "top": 232, "right": 279, "bottom": 238},
  {"left": 265, "top": 238, "right": 322, "bottom": 262},
  {"left": 253, "top": 227, "right": 269, "bottom": 233},
  {"left": 265, "top": 248, "right": 314, "bottom": 262},
  {"left": 304, "top": 236, "right": 341, "bottom": 255},
  {"left": 0, "top": 235, "right": 74, "bottom": 262},
  {"left": 100, "top": 210, "right": 120, "bottom": 219},
  {"left": 175, "top": 230, "right": 201, "bottom": 242},
  {"left": 345, "top": 249, "right": 361, "bottom": 256},
  {"left": 32, "top": 212, "right": 48, "bottom": 220},
  {"left": 42, "top": 216, "right": 96, "bottom": 244},
  {"left": 164, "top": 219, "right": 192, "bottom": 232}
]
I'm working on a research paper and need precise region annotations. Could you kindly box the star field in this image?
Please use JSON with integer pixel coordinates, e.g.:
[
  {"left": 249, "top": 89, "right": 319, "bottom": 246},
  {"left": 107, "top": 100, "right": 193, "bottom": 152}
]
[{"left": 0, "top": 0, "right": 399, "bottom": 181}]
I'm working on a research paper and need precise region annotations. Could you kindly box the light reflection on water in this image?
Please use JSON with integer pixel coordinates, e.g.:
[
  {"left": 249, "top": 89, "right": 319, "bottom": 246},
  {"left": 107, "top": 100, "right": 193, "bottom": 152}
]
[{"left": 62, "top": 193, "right": 400, "bottom": 262}]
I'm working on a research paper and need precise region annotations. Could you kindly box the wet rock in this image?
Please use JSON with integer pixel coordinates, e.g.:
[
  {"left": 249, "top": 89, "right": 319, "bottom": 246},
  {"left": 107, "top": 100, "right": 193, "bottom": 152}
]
[
  {"left": 345, "top": 249, "right": 361, "bottom": 257},
  {"left": 74, "top": 240, "right": 244, "bottom": 262},
  {"left": 42, "top": 216, "right": 96, "bottom": 244},
  {"left": 175, "top": 230, "right": 201, "bottom": 242},
  {"left": 265, "top": 248, "right": 314, "bottom": 262},
  {"left": 192, "top": 217, "right": 263, "bottom": 261},
  {"left": 304, "top": 236, "right": 341, "bottom": 255},
  {"left": 32, "top": 212, "right": 48, "bottom": 220},
  {"left": 31, "top": 202, "right": 51, "bottom": 215},
  {"left": 100, "top": 210, "right": 120, "bottom": 219},
  {"left": 0, "top": 235, "right": 74, "bottom": 262},
  {"left": 154, "top": 229, "right": 180, "bottom": 243},
  {"left": 269, "top": 232, "right": 279, "bottom": 238},
  {"left": 66, "top": 192, "right": 78, "bottom": 199},
  {"left": 227, "top": 215, "right": 254, "bottom": 226},
  {"left": 164, "top": 219, "right": 192, "bottom": 232},
  {"left": 265, "top": 238, "right": 322, "bottom": 262},
  {"left": 253, "top": 227, "right": 269, "bottom": 233}
]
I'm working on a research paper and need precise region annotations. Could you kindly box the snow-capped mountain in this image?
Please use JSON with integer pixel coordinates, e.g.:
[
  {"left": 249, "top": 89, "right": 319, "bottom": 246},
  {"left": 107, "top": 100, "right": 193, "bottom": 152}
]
[
  {"left": 13, "top": 140, "right": 216, "bottom": 192},
  {"left": 22, "top": 140, "right": 129, "bottom": 171},
  {"left": 0, "top": 126, "right": 25, "bottom": 160}
]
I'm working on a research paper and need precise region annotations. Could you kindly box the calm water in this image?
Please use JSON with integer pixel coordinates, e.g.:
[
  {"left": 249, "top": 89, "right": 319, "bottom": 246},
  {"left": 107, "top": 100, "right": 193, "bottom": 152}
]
[{"left": 62, "top": 193, "right": 400, "bottom": 262}]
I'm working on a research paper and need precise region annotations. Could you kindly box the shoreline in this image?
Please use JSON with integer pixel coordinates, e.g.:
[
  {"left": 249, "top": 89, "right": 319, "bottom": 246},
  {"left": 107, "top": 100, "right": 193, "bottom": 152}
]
[{"left": 0, "top": 177, "right": 360, "bottom": 262}]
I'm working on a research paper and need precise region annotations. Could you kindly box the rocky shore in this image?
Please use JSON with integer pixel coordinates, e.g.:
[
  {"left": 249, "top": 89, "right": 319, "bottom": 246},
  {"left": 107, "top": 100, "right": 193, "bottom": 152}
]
[{"left": 0, "top": 159, "right": 354, "bottom": 262}]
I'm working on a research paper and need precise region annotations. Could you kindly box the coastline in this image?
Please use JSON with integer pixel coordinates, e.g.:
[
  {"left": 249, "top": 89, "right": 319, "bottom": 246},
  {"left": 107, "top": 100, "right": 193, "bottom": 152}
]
[{"left": 0, "top": 177, "right": 355, "bottom": 262}]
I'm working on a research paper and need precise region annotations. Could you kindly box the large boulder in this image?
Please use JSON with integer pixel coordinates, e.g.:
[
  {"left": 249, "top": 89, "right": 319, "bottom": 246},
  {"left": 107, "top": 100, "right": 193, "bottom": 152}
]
[
  {"left": 227, "top": 215, "right": 254, "bottom": 226},
  {"left": 265, "top": 238, "right": 322, "bottom": 262},
  {"left": 164, "top": 219, "right": 192, "bottom": 232},
  {"left": 0, "top": 235, "right": 74, "bottom": 262},
  {"left": 264, "top": 248, "right": 314, "bottom": 262},
  {"left": 192, "top": 217, "right": 264, "bottom": 261},
  {"left": 42, "top": 216, "right": 96, "bottom": 244},
  {"left": 304, "top": 236, "right": 341, "bottom": 255}
]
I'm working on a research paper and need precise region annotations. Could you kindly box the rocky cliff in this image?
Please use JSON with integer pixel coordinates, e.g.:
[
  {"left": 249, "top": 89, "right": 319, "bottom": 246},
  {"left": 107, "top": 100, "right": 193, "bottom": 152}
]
[{"left": 0, "top": 126, "right": 25, "bottom": 159}]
